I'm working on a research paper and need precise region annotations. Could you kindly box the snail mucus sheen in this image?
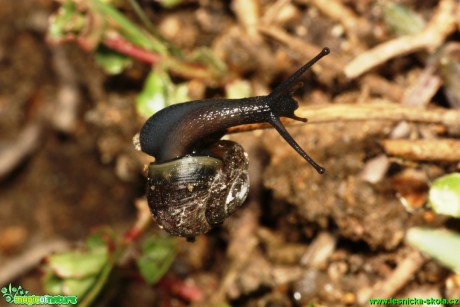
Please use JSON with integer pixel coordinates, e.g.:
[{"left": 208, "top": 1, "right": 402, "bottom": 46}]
[{"left": 139, "top": 48, "right": 330, "bottom": 239}]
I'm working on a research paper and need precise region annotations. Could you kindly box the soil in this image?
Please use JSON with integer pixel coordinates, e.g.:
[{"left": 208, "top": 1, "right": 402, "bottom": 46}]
[{"left": 1, "top": 0, "right": 459, "bottom": 306}]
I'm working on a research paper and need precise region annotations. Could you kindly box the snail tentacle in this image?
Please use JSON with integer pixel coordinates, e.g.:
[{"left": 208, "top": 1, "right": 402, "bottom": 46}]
[{"left": 139, "top": 48, "right": 330, "bottom": 238}]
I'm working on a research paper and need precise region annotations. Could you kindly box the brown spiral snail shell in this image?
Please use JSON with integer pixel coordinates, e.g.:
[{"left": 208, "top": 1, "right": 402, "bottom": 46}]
[{"left": 139, "top": 48, "right": 329, "bottom": 240}]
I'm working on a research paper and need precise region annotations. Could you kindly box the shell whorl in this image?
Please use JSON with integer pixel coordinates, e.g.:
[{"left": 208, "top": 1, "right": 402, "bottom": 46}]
[{"left": 146, "top": 140, "right": 249, "bottom": 238}]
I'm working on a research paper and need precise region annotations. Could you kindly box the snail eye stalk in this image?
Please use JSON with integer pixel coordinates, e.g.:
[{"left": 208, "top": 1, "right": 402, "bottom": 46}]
[
  {"left": 138, "top": 47, "right": 330, "bottom": 239},
  {"left": 266, "top": 47, "right": 330, "bottom": 174}
]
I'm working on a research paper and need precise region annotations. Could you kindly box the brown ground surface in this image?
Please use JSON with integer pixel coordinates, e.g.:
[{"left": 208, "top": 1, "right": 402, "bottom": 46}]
[{"left": 1, "top": 0, "right": 459, "bottom": 306}]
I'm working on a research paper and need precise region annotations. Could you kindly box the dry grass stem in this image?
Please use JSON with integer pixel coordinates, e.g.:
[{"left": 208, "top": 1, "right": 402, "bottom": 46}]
[
  {"left": 0, "top": 124, "right": 42, "bottom": 181},
  {"left": 381, "top": 139, "right": 460, "bottom": 162},
  {"left": 345, "top": 0, "right": 457, "bottom": 79},
  {"left": 360, "top": 250, "right": 426, "bottom": 305},
  {"left": 232, "top": 0, "right": 261, "bottom": 38},
  {"left": 227, "top": 102, "right": 460, "bottom": 134},
  {"left": 258, "top": 25, "right": 345, "bottom": 82},
  {"left": 361, "top": 75, "right": 404, "bottom": 102}
]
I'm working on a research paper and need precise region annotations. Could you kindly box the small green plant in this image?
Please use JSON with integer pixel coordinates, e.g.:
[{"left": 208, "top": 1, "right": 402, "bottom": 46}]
[
  {"left": 42, "top": 227, "right": 176, "bottom": 305},
  {"left": 43, "top": 1, "right": 228, "bottom": 303},
  {"left": 136, "top": 236, "right": 176, "bottom": 285},
  {"left": 428, "top": 172, "right": 460, "bottom": 218},
  {"left": 48, "top": 0, "right": 226, "bottom": 116},
  {"left": 406, "top": 173, "right": 460, "bottom": 273},
  {"left": 407, "top": 227, "right": 460, "bottom": 273}
]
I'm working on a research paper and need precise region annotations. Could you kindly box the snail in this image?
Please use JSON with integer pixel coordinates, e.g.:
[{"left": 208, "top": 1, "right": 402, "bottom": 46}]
[{"left": 139, "top": 47, "right": 330, "bottom": 240}]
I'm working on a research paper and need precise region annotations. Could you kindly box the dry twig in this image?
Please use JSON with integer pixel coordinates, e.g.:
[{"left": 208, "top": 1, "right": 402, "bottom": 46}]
[
  {"left": 361, "top": 75, "right": 404, "bottom": 102},
  {"left": 0, "top": 124, "right": 42, "bottom": 181},
  {"left": 381, "top": 139, "right": 460, "bottom": 162},
  {"left": 359, "top": 249, "right": 426, "bottom": 305},
  {"left": 259, "top": 25, "right": 407, "bottom": 99},
  {"left": 258, "top": 25, "right": 345, "bottom": 83},
  {"left": 232, "top": 0, "right": 261, "bottom": 38},
  {"left": 227, "top": 101, "right": 460, "bottom": 134},
  {"left": 50, "top": 47, "right": 81, "bottom": 133},
  {"left": 345, "top": 0, "right": 457, "bottom": 79}
]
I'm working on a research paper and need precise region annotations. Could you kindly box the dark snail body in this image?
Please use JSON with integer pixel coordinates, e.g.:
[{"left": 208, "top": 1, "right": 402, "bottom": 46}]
[
  {"left": 139, "top": 47, "right": 330, "bottom": 239},
  {"left": 140, "top": 96, "right": 269, "bottom": 162}
]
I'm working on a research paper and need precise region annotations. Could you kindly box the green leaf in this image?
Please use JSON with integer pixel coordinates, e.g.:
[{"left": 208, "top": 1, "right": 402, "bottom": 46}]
[
  {"left": 406, "top": 227, "right": 460, "bottom": 273},
  {"left": 95, "top": 46, "right": 132, "bottom": 74},
  {"left": 135, "top": 69, "right": 190, "bottom": 117},
  {"left": 47, "top": 230, "right": 110, "bottom": 279},
  {"left": 63, "top": 275, "right": 98, "bottom": 297},
  {"left": 42, "top": 229, "right": 117, "bottom": 305},
  {"left": 135, "top": 70, "right": 171, "bottom": 117},
  {"left": 48, "top": 0, "right": 86, "bottom": 41},
  {"left": 428, "top": 173, "right": 460, "bottom": 218},
  {"left": 91, "top": 0, "right": 168, "bottom": 54},
  {"left": 43, "top": 266, "right": 65, "bottom": 295},
  {"left": 43, "top": 264, "right": 100, "bottom": 298},
  {"left": 85, "top": 229, "right": 114, "bottom": 251},
  {"left": 136, "top": 236, "right": 175, "bottom": 285},
  {"left": 47, "top": 246, "right": 108, "bottom": 279}
]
